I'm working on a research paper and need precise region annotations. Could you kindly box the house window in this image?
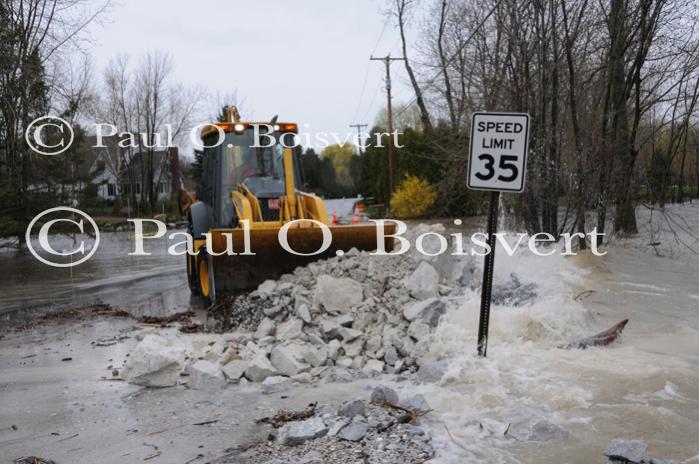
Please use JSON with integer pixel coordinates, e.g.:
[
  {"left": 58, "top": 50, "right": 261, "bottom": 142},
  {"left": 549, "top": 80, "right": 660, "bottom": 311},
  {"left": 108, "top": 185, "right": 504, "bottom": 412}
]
[
  {"left": 122, "top": 183, "right": 131, "bottom": 195},
  {"left": 135, "top": 183, "right": 141, "bottom": 194},
  {"left": 107, "top": 183, "right": 116, "bottom": 196}
]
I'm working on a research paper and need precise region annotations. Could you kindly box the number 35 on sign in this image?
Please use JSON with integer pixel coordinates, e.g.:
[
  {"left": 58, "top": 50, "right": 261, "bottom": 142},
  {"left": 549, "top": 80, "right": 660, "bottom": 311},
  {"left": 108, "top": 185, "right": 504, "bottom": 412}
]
[{"left": 467, "top": 112, "right": 530, "bottom": 192}]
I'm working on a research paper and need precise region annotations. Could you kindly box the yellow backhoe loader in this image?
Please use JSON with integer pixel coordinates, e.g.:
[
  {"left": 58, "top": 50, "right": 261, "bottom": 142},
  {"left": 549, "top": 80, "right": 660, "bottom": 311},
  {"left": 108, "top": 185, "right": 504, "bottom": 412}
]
[{"left": 180, "top": 108, "right": 395, "bottom": 305}]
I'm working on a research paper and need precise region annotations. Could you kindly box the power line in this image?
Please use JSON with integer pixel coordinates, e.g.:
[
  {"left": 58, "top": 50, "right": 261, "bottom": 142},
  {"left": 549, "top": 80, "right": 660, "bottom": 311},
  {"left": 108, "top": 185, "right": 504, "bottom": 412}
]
[
  {"left": 372, "top": 14, "right": 392, "bottom": 55},
  {"left": 361, "top": 82, "right": 382, "bottom": 123},
  {"left": 351, "top": 14, "right": 394, "bottom": 123},
  {"left": 351, "top": 65, "right": 372, "bottom": 123}
]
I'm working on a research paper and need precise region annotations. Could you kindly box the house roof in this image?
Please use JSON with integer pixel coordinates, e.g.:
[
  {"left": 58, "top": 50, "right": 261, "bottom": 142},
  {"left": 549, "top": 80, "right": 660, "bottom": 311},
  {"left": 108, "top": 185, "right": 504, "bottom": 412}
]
[{"left": 119, "top": 149, "right": 173, "bottom": 180}]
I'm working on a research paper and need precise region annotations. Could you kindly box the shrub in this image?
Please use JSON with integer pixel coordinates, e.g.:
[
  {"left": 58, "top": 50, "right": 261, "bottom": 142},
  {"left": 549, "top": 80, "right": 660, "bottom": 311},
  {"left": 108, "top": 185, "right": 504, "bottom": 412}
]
[{"left": 390, "top": 174, "right": 437, "bottom": 219}]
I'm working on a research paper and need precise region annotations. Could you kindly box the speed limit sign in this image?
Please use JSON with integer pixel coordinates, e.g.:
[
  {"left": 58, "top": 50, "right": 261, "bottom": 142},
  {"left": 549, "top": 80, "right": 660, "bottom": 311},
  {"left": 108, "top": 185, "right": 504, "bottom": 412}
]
[
  {"left": 467, "top": 112, "right": 529, "bottom": 192},
  {"left": 467, "top": 111, "right": 530, "bottom": 358}
]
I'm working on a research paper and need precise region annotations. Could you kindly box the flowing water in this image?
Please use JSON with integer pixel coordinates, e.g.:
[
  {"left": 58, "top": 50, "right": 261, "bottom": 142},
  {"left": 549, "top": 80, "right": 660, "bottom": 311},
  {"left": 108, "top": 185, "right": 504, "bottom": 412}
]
[{"left": 420, "top": 203, "right": 699, "bottom": 463}]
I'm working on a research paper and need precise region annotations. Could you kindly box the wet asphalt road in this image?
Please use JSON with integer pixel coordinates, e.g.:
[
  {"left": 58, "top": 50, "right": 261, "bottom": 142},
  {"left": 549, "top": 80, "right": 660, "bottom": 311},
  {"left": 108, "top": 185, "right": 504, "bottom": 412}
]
[
  {"left": 0, "top": 232, "right": 198, "bottom": 327},
  {"left": 0, "top": 317, "right": 369, "bottom": 464}
]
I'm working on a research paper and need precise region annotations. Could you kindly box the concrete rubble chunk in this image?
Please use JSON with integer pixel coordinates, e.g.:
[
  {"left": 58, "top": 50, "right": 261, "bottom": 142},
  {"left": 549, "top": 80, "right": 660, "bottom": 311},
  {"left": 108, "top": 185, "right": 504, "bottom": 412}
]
[
  {"left": 416, "top": 359, "right": 450, "bottom": 383},
  {"left": 276, "top": 317, "right": 304, "bottom": 341},
  {"left": 343, "top": 338, "right": 365, "bottom": 357},
  {"left": 327, "top": 339, "right": 342, "bottom": 360},
  {"left": 255, "top": 317, "right": 276, "bottom": 338},
  {"left": 122, "top": 335, "right": 186, "bottom": 387},
  {"left": 338, "top": 399, "right": 366, "bottom": 418},
  {"left": 365, "top": 335, "right": 382, "bottom": 354},
  {"left": 492, "top": 273, "right": 538, "bottom": 307},
  {"left": 220, "top": 348, "right": 238, "bottom": 366},
  {"left": 384, "top": 346, "right": 399, "bottom": 366},
  {"left": 202, "top": 339, "right": 228, "bottom": 363},
  {"left": 351, "top": 356, "right": 365, "bottom": 370},
  {"left": 270, "top": 343, "right": 311, "bottom": 376},
  {"left": 261, "top": 375, "right": 292, "bottom": 394},
  {"left": 408, "top": 320, "right": 431, "bottom": 341},
  {"left": 335, "top": 314, "right": 354, "bottom": 327},
  {"left": 506, "top": 406, "right": 570, "bottom": 442},
  {"left": 336, "top": 357, "right": 353, "bottom": 369},
  {"left": 305, "top": 332, "right": 325, "bottom": 347},
  {"left": 604, "top": 439, "right": 648, "bottom": 463},
  {"left": 404, "top": 262, "right": 439, "bottom": 300},
  {"left": 404, "top": 298, "right": 436, "bottom": 321},
  {"left": 221, "top": 359, "right": 248, "bottom": 382},
  {"left": 362, "top": 359, "right": 385, "bottom": 375},
  {"left": 327, "top": 417, "right": 351, "bottom": 436},
  {"left": 245, "top": 353, "right": 278, "bottom": 382},
  {"left": 319, "top": 319, "right": 342, "bottom": 339},
  {"left": 238, "top": 341, "right": 262, "bottom": 361},
  {"left": 292, "top": 372, "right": 312, "bottom": 384},
  {"left": 337, "top": 421, "right": 369, "bottom": 442},
  {"left": 277, "top": 416, "right": 328, "bottom": 446},
  {"left": 298, "top": 450, "right": 322, "bottom": 463},
  {"left": 263, "top": 304, "right": 284, "bottom": 318},
  {"left": 403, "top": 298, "right": 446, "bottom": 328},
  {"left": 257, "top": 279, "right": 277, "bottom": 298},
  {"left": 188, "top": 360, "right": 226, "bottom": 391},
  {"left": 332, "top": 367, "right": 354, "bottom": 383},
  {"left": 315, "top": 275, "right": 363, "bottom": 312},
  {"left": 276, "top": 282, "right": 294, "bottom": 295},
  {"left": 371, "top": 385, "right": 399, "bottom": 404},
  {"left": 296, "top": 303, "right": 312, "bottom": 324},
  {"left": 296, "top": 342, "right": 327, "bottom": 367},
  {"left": 337, "top": 327, "right": 363, "bottom": 342},
  {"left": 400, "top": 394, "right": 430, "bottom": 412}
]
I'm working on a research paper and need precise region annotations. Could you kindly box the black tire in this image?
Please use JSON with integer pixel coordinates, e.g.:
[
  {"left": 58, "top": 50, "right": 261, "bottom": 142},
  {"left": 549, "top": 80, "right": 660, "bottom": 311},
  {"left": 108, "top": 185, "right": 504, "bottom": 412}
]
[
  {"left": 197, "top": 248, "right": 215, "bottom": 307},
  {"left": 186, "top": 216, "right": 200, "bottom": 296},
  {"left": 186, "top": 252, "right": 199, "bottom": 296}
]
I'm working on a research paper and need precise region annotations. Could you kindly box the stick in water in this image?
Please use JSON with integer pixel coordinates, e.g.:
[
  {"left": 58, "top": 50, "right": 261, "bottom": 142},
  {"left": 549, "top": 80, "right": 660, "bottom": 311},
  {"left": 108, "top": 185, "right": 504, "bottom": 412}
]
[{"left": 559, "top": 319, "right": 629, "bottom": 350}]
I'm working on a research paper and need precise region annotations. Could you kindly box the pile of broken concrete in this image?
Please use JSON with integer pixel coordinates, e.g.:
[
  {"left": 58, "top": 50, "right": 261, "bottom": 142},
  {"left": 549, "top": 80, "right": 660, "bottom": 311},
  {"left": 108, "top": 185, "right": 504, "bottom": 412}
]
[
  {"left": 233, "top": 384, "right": 434, "bottom": 464},
  {"left": 121, "top": 223, "right": 538, "bottom": 390}
]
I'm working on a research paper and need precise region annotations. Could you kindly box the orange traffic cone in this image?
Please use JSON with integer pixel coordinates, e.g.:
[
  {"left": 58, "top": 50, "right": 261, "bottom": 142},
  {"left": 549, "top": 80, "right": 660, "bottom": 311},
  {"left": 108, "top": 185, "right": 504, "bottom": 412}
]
[
  {"left": 331, "top": 208, "right": 338, "bottom": 224},
  {"left": 352, "top": 205, "right": 360, "bottom": 224}
]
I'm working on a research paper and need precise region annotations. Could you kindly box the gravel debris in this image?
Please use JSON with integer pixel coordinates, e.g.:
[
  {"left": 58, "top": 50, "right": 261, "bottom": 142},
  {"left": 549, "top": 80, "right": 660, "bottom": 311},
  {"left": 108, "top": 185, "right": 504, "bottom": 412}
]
[{"left": 228, "top": 398, "right": 434, "bottom": 464}]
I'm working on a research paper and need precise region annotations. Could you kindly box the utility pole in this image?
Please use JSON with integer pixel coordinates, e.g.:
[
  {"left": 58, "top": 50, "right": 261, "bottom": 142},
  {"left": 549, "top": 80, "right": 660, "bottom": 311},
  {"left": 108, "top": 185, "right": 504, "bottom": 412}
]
[
  {"left": 349, "top": 123, "right": 368, "bottom": 155},
  {"left": 370, "top": 55, "right": 404, "bottom": 201}
]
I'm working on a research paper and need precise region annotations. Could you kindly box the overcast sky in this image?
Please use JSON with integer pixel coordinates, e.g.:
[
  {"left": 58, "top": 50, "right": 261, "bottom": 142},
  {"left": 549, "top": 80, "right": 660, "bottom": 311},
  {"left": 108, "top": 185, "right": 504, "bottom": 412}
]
[{"left": 87, "top": 0, "right": 418, "bottom": 154}]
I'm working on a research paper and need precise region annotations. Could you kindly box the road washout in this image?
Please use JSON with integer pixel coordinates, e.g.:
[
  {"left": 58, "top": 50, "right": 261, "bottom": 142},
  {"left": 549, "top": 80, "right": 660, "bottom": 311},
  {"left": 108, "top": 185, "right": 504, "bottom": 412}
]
[{"left": 3, "top": 205, "right": 699, "bottom": 463}]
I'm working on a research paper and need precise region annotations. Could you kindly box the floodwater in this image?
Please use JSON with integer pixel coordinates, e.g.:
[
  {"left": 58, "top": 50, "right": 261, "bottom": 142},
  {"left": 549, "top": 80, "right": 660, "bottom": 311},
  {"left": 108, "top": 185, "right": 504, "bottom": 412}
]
[
  {"left": 422, "top": 203, "right": 699, "bottom": 463},
  {"left": 0, "top": 231, "right": 196, "bottom": 326}
]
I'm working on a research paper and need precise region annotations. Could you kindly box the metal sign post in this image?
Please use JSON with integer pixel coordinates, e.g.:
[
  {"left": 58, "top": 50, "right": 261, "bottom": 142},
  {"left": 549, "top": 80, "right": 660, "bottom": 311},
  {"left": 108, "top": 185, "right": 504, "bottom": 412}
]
[
  {"left": 477, "top": 190, "right": 499, "bottom": 357},
  {"left": 467, "top": 112, "right": 530, "bottom": 357}
]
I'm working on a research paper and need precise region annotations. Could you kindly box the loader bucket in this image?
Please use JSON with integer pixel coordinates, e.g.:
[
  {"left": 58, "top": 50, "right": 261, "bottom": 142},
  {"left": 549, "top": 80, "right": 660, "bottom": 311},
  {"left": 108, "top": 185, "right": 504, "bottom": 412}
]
[{"left": 207, "top": 222, "right": 396, "bottom": 292}]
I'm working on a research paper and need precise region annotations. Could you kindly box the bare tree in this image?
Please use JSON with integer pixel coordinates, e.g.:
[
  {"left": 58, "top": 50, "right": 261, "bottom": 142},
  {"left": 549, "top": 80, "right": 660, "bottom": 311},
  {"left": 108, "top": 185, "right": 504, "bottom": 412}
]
[
  {"left": 394, "top": 0, "right": 433, "bottom": 133},
  {"left": 93, "top": 50, "right": 203, "bottom": 213},
  {"left": 0, "top": 0, "right": 110, "bottom": 243}
]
